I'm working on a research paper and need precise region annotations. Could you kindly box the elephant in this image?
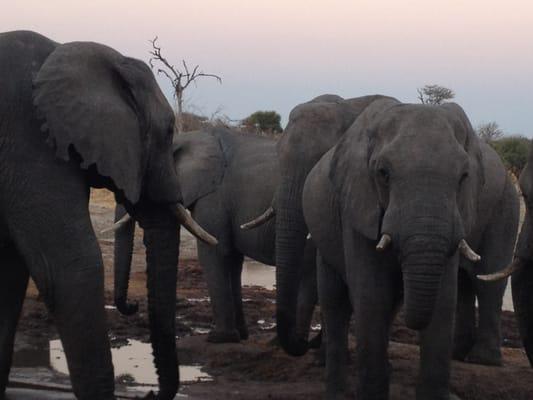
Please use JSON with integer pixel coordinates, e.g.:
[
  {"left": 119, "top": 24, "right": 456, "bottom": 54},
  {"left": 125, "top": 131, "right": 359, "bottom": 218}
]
[
  {"left": 479, "top": 139, "right": 533, "bottom": 367},
  {"left": 301, "top": 98, "right": 519, "bottom": 399},
  {"left": 242, "top": 94, "right": 396, "bottom": 356},
  {"left": 112, "top": 127, "right": 320, "bottom": 344},
  {"left": 0, "top": 30, "right": 215, "bottom": 400}
]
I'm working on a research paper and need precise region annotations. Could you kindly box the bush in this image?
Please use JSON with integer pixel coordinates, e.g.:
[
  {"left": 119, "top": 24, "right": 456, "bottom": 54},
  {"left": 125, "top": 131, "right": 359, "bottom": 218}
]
[
  {"left": 242, "top": 111, "right": 283, "bottom": 134},
  {"left": 490, "top": 136, "right": 531, "bottom": 177}
]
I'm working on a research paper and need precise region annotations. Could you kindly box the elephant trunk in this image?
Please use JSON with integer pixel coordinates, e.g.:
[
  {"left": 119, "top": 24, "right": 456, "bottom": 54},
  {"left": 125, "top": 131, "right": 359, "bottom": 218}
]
[
  {"left": 397, "top": 212, "right": 450, "bottom": 331},
  {"left": 143, "top": 221, "right": 180, "bottom": 399},
  {"left": 276, "top": 176, "right": 309, "bottom": 356},
  {"left": 402, "top": 236, "right": 447, "bottom": 330},
  {"left": 113, "top": 205, "right": 139, "bottom": 316}
]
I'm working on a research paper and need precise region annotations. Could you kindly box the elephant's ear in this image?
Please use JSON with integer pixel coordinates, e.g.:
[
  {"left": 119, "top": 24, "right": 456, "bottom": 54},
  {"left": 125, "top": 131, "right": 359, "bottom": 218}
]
[
  {"left": 33, "top": 42, "right": 148, "bottom": 204},
  {"left": 172, "top": 130, "right": 225, "bottom": 208},
  {"left": 329, "top": 98, "right": 399, "bottom": 240},
  {"left": 440, "top": 103, "right": 484, "bottom": 234}
]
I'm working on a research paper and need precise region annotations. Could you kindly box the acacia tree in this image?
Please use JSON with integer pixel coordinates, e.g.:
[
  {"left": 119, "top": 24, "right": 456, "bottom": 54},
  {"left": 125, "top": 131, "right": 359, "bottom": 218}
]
[
  {"left": 417, "top": 84, "right": 455, "bottom": 105},
  {"left": 149, "top": 37, "right": 222, "bottom": 133}
]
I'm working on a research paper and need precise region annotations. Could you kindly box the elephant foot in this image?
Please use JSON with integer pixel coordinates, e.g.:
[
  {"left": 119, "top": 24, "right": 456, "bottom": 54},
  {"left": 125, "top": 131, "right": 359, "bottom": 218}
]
[
  {"left": 207, "top": 329, "right": 241, "bottom": 343},
  {"left": 452, "top": 335, "right": 474, "bottom": 362},
  {"left": 464, "top": 343, "right": 502, "bottom": 366}
]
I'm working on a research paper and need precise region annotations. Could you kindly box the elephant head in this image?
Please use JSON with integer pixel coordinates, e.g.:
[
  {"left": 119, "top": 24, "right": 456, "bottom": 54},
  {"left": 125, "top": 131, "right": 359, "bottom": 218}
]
[
  {"left": 113, "top": 129, "right": 226, "bottom": 316},
  {"left": 32, "top": 41, "right": 215, "bottom": 399},
  {"left": 330, "top": 99, "right": 482, "bottom": 330}
]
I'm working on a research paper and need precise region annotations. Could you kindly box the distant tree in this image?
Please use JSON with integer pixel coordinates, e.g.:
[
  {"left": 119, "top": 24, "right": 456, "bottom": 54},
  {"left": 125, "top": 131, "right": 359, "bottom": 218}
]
[
  {"left": 242, "top": 111, "right": 283, "bottom": 134},
  {"left": 477, "top": 122, "right": 504, "bottom": 143},
  {"left": 149, "top": 37, "right": 222, "bottom": 133},
  {"left": 490, "top": 135, "right": 530, "bottom": 177},
  {"left": 417, "top": 84, "right": 455, "bottom": 105}
]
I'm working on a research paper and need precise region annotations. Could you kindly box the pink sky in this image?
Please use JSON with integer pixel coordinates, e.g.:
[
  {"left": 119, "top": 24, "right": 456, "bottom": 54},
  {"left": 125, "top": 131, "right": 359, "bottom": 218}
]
[{"left": 2, "top": 0, "right": 533, "bottom": 133}]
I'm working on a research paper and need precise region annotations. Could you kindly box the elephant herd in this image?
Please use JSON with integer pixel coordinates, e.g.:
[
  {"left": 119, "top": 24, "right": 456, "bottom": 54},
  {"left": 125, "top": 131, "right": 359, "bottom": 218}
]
[{"left": 0, "top": 30, "right": 532, "bottom": 400}]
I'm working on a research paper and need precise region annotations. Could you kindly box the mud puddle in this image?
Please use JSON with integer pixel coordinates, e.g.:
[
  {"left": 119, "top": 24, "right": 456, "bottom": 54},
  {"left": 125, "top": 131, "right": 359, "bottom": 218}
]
[
  {"left": 13, "top": 339, "right": 211, "bottom": 390},
  {"left": 241, "top": 260, "right": 275, "bottom": 290}
]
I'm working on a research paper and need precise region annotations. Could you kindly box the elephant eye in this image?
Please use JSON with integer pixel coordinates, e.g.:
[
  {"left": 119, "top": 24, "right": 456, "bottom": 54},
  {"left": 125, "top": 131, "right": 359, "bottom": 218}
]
[
  {"left": 459, "top": 172, "right": 468, "bottom": 186},
  {"left": 378, "top": 167, "right": 390, "bottom": 185}
]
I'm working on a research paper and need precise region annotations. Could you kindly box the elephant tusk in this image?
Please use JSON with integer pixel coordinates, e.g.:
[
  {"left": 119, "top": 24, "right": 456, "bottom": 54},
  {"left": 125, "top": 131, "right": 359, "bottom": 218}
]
[
  {"left": 477, "top": 258, "right": 523, "bottom": 281},
  {"left": 458, "top": 239, "right": 481, "bottom": 262},
  {"left": 376, "top": 234, "right": 391, "bottom": 252},
  {"left": 240, "top": 206, "right": 276, "bottom": 230},
  {"left": 172, "top": 204, "right": 218, "bottom": 246},
  {"left": 101, "top": 214, "right": 133, "bottom": 235}
]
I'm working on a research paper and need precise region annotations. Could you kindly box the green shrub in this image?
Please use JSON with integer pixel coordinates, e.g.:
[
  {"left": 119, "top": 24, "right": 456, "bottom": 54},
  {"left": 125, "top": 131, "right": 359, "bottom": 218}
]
[
  {"left": 243, "top": 111, "right": 283, "bottom": 134},
  {"left": 490, "top": 136, "right": 531, "bottom": 177}
]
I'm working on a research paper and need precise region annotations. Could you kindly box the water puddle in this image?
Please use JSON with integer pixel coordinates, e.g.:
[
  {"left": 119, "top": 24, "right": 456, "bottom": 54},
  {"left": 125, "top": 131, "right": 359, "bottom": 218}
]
[
  {"left": 14, "top": 339, "right": 212, "bottom": 389},
  {"left": 241, "top": 260, "right": 275, "bottom": 290}
]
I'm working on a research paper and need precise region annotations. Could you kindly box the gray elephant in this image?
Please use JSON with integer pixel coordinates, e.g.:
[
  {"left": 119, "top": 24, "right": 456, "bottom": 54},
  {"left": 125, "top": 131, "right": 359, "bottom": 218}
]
[
  {"left": 479, "top": 139, "right": 533, "bottom": 367},
  {"left": 243, "top": 94, "right": 394, "bottom": 356},
  {"left": 113, "top": 127, "right": 319, "bottom": 344},
  {"left": 302, "top": 99, "right": 519, "bottom": 399},
  {"left": 0, "top": 31, "right": 215, "bottom": 400}
]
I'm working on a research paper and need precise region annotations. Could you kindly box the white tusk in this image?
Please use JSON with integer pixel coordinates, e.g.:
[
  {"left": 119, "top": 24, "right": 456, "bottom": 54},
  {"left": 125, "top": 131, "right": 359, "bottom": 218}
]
[
  {"left": 172, "top": 204, "right": 218, "bottom": 246},
  {"left": 101, "top": 214, "right": 132, "bottom": 235},
  {"left": 240, "top": 207, "right": 276, "bottom": 230},
  {"left": 477, "top": 258, "right": 523, "bottom": 281},
  {"left": 306, "top": 233, "right": 312, "bottom": 240},
  {"left": 376, "top": 234, "right": 392, "bottom": 252},
  {"left": 458, "top": 239, "right": 481, "bottom": 262}
]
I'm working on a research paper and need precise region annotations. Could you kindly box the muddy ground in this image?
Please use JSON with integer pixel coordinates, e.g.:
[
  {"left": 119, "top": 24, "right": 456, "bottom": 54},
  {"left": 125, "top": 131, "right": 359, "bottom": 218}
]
[{"left": 9, "top": 189, "right": 533, "bottom": 399}]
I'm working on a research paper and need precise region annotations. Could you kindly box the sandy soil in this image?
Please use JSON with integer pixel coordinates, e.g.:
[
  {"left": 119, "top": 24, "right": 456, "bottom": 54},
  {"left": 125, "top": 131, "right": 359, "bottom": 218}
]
[{"left": 9, "top": 189, "right": 533, "bottom": 399}]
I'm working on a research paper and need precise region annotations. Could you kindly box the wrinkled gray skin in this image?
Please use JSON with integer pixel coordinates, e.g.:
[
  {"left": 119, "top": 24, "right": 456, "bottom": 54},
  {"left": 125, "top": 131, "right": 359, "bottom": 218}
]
[
  {"left": 114, "top": 127, "right": 319, "bottom": 344},
  {"left": 510, "top": 147, "right": 533, "bottom": 366},
  {"left": 302, "top": 99, "right": 519, "bottom": 399},
  {"left": 0, "top": 31, "right": 188, "bottom": 400},
  {"left": 274, "top": 94, "right": 395, "bottom": 356}
]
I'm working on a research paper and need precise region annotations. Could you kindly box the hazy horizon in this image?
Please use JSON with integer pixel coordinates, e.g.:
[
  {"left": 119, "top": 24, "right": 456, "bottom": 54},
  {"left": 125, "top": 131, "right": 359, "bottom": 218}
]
[{"left": 2, "top": 1, "right": 532, "bottom": 135}]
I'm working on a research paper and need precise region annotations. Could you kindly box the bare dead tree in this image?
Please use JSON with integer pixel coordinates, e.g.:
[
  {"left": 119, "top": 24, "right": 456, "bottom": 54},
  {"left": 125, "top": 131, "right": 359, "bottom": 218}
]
[
  {"left": 149, "top": 36, "right": 222, "bottom": 133},
  {"left": 417, "top": 84, "right": 455, "bottom": 105},
  {"left": 476, "top": 121, "right": 504, "bottom": 143}
]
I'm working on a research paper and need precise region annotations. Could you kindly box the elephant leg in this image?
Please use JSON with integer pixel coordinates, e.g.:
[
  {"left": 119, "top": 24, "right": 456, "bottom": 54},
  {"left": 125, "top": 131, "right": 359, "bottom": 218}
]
[
  {"left": 453, "top": 268, "right": 475, "bottom": 361},
  {"left": 10, "top": 201, "right": 115, "bottom": 400},
  {"left": 0, "top": 246, "right": 29, "bottom": 396},
  {"left": 198, "top": 243, "right": 240, "bottom": 343},
  {"left": 317, "top": 252, "right": 351, "bottom": 399},
  {"left": 468, "top": 277, "right": 506, "bottom": 366},
  {"left": 468, "top": 190, "right": 517, "bottom": 367},
  {"left": 417, "top": 256, "right": 458, "bottom": 400},
  {"left": 351, "top": 260, "right": 398, "bottom": 400},
  {"left": 229, "top": 253, "right": 247, "bottom": 340}
]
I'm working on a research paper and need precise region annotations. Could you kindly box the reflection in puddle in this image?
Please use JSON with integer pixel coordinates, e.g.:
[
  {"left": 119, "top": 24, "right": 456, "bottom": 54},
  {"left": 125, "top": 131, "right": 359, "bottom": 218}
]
[
  {"left": 242, "top": 261, "right": 275, "bottom": 290},
  {"left": 257, "top": 319, "right": 276, "bottom": 330},
  {"left": 50, "top": 339, "right": 212, "bottom": 385},
  {"left": 187, "top": 297, "right": 210, "bottom": 303},
  {"left": 16, "top": 339, "right": 211, "bottom": 388}
]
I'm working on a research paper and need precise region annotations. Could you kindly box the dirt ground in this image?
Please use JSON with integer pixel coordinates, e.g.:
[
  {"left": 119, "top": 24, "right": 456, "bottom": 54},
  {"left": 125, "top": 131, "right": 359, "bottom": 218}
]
[{"left": 9, "top": 189, "right": 533, "bottom": 399}]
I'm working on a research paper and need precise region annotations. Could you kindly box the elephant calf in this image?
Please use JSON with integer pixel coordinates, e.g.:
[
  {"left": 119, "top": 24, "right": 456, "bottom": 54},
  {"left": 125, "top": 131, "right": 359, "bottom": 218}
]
[
  {"left": 303, "top": 99, "right": 518, "bottom": 399},
  {"left": 113, "top": 127, "right": 318, "bottom": 343}
]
